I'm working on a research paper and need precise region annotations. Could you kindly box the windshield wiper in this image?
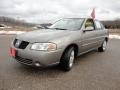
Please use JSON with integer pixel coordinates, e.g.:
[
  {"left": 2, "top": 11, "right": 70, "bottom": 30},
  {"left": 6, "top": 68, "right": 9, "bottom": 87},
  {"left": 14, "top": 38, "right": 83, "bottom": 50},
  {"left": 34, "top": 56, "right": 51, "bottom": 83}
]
[
  {"left": 54, "top": 28, "right": 67, "bottom": 30},
  {"left": 48, "top": 27, "right": 67, "bottom": 30}
]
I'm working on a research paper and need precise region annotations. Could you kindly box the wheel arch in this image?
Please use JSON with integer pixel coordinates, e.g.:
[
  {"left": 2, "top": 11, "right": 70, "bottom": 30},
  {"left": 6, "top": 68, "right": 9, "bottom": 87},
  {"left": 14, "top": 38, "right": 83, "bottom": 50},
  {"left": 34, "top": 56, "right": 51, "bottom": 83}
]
[
  {"left": 105, "top": 37, "right": 108, "bottom": 42},
  {"left": 61, "top": 43, "right": 79, "bottom": 58}
]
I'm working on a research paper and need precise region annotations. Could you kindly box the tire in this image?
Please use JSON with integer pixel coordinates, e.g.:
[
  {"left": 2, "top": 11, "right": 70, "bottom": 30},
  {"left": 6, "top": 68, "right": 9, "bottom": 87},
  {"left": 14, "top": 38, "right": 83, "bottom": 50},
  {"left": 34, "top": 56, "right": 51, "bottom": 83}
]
[
  {"left": 59, "top": 47, "right": 75, "bottom": 71},
  {"left": 98, "top": 40, "right": 107, "bottom": 52}
]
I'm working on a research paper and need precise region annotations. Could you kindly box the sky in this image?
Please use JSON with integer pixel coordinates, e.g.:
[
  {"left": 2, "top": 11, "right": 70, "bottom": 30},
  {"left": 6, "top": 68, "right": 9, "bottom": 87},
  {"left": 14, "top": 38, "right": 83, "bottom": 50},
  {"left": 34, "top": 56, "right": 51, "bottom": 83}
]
[{"left": 0, "top": 0, "right": 120, "bottom": 23}]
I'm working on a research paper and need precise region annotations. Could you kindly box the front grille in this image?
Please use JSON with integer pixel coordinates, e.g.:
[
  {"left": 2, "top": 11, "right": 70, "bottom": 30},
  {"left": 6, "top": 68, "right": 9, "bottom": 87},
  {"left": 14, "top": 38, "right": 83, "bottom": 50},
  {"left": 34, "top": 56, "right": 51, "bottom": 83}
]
[
  {"left": 15, "top": 56, "right": 33, "bottom": 65},
  {"left": 14, "top": 39, "right": 29, "bottom": 49},
  {"left": 19, "top": 41, "right": 29, "bottom": 49}
]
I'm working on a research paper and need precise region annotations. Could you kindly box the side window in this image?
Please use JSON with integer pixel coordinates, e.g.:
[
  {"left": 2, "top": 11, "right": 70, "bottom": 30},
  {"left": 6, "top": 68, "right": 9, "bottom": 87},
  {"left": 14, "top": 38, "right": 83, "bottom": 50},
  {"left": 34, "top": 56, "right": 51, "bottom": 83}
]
[
  {"left": 85, "top": 19, "right": 94, "bottom": 30},
  {"left": 100, "top": 23, "right": 105, "bottom": 29},
  {"left": 94, "top": 20, "right": 102, "bottom": 30}
]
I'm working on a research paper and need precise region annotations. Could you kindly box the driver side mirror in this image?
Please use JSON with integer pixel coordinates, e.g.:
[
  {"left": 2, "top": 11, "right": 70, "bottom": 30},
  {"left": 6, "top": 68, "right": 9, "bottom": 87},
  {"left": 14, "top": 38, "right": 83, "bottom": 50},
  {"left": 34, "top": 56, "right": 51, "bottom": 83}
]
[{"left": 83, "top": 26, "right": 94, "bottom": 32}]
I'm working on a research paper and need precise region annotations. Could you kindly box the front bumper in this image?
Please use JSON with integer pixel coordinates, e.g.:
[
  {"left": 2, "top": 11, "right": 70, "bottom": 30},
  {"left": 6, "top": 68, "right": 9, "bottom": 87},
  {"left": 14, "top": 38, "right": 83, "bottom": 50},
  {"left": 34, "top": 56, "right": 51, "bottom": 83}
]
[{"left": 11, "top": 43, "right": 64, "bottom": 67}]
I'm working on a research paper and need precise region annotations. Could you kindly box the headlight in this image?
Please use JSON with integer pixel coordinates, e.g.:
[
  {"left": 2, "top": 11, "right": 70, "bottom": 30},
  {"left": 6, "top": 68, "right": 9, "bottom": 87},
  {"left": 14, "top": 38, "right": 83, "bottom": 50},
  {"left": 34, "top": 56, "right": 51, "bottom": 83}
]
[{"left": 31, "top": 43, "right": 57, "bottom": 51}]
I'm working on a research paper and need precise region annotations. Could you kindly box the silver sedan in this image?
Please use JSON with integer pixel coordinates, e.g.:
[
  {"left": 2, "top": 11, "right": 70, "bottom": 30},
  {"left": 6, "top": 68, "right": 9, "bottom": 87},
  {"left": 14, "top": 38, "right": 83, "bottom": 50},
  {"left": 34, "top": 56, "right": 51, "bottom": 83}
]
[{"left": 10, "top": 18, "right": 109, "bottom": 71}]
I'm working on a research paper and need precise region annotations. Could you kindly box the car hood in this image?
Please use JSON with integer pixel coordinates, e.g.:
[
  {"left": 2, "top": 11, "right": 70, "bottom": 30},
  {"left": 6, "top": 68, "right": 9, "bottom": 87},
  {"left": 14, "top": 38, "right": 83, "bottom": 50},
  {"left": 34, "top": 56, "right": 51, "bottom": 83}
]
[{"left": 16, "top": 29, "right": 74, "bottom": 43}]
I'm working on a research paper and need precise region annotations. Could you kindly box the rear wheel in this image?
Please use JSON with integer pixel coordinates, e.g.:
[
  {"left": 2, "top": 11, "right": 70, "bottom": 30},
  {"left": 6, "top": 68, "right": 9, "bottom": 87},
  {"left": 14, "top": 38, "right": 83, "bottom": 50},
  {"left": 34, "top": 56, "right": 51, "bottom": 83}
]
[
  {"left": 98, "top": 40, "right": 107, "bottom": 52},
  {"left": 59, "top": 47, "right": 75, "bottom": 71}
]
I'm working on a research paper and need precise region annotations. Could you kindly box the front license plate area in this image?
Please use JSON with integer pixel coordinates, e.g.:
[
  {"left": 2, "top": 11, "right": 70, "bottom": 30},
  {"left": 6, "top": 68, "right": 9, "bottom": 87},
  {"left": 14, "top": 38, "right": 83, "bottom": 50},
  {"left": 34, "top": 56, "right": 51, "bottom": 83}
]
[{"left": 10, "top": 48, "right": 17, "bottom": 57}]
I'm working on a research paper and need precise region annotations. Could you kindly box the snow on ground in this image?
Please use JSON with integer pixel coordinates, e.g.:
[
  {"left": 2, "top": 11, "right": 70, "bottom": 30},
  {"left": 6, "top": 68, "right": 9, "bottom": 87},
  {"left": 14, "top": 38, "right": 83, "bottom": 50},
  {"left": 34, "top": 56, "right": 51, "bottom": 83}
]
[
  {"left": 0, "top": 31, "right": 26, "bottom": 35},
  {"left": 109, "top": 35, "right": 120, "bottom": 39}
]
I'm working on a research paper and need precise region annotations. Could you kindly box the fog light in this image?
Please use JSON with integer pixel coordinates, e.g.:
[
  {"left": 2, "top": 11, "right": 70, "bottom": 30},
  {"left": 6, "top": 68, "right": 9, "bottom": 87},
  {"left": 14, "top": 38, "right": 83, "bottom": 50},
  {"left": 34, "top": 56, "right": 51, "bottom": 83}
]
[{"left": 34, "top": 62, "right": 40, "bottom": 67}]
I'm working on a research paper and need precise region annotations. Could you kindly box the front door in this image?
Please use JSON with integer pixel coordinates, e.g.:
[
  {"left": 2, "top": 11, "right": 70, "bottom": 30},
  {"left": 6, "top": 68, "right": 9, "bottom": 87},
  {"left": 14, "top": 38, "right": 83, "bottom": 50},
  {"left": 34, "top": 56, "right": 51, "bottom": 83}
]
[{"left": 81, "top": 19, "right": 98, "bottom": 52}]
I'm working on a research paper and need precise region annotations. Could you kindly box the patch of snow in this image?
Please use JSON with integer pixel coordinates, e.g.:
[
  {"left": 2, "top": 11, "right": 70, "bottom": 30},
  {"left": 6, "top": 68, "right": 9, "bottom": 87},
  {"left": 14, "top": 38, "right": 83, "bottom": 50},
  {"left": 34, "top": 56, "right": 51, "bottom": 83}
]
[
  {"left": 0, "top": 31, "right": 26, "bottom": 34},
  {"left": 109, "top": 35, "right": 120, "bottom": 39}
]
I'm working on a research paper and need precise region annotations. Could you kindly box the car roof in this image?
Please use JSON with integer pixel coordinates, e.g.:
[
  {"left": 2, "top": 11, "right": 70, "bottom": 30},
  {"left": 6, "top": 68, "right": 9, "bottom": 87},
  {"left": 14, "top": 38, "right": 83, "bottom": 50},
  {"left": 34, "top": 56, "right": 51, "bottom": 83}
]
[
  {"left": 62, "top": 17, "right": 92, "bottom": 19},
  {"left": 62, "top": 17, "right": 98, "bottom": 21}
]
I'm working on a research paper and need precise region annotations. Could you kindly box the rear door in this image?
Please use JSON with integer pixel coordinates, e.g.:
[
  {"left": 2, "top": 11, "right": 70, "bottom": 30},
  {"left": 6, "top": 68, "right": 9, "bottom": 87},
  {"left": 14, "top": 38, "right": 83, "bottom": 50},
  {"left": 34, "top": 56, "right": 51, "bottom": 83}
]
[{"left": 94, "top": 20, "right": 107, "bottom": 47}]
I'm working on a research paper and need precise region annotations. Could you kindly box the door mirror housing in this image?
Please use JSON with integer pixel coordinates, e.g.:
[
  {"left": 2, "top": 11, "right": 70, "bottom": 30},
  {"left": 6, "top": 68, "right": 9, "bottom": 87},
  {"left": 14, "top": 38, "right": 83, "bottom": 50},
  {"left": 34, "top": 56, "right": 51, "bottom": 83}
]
[{"left": 83, "top": 26, "right": 94, "bottom": 32}]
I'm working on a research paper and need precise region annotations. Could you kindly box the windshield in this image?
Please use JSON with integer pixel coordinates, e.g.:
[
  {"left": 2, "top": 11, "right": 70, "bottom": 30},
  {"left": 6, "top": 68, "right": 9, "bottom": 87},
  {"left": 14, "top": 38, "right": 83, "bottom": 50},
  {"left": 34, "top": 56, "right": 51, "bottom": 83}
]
[{"left": 49, "top": 18, "right": 84, "bottom": 30}]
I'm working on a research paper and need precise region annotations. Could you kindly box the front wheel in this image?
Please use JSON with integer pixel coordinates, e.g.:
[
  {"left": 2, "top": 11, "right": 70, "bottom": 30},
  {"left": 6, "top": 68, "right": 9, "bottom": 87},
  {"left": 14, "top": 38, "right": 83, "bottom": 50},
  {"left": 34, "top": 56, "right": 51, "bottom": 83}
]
[
  {"left": 98, "top": 40, "right": 107, "bottom": 52},
  {"left": 59, "top": 47, "right": 75, "bottom": 71}
]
